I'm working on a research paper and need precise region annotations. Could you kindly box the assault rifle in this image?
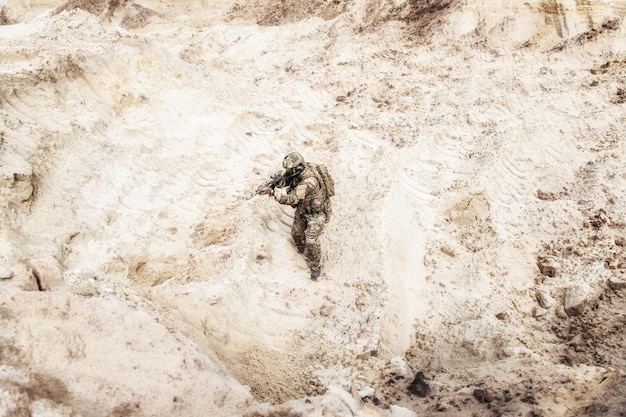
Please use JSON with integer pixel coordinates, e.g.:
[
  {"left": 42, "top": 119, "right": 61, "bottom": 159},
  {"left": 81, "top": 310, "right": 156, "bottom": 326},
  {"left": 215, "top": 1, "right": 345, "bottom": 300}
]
[{"left": 247, "top": 171, "right": 286, "bottom": 200}]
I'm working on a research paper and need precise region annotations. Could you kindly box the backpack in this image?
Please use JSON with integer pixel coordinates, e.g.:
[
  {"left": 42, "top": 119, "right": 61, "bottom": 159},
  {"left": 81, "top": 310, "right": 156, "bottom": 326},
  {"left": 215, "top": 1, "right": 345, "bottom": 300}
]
[{"left": 309, "top": 163, "right": 335, "bottom": 198}]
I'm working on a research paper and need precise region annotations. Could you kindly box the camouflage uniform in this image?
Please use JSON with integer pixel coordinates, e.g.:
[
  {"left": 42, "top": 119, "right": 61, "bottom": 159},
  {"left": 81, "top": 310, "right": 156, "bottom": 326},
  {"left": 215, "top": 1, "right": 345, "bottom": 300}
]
[{"left": 275, "top": 162, "right": 330, "bottom": 279}]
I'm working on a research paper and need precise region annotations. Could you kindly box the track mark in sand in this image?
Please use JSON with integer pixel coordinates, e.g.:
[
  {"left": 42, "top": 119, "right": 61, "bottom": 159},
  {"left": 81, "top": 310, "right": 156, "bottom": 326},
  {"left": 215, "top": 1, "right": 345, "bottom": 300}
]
[
  {"left": 190, "top": 161, "right": 222, "bottom": 189},
  {"left": 395, "top": 134, "right": 477, "bottom": 204},
  {"left": 276, "top": 205, "right": 294, "bottom": 229},
  {"left": 181, "top": 157, "right": 232, "bottom": 212},
  {"left": 224, "top": 113, "right": 288, "bottom": 178},
  {"left": 544, "top": 136, "right": 576, "bottom": 160},
  {"left": 232, "top": 111, "right": 283, "bottom": 138},
  {"left": 76, "top": 69, "right": 112, "bottom": 105},
  {"left": 256, "top": 202, "right": 293, "bottom": 234},
  {"left": 4, "top": 92, "right": 63, "bottom": 131},
  {"left": 397, "top": 167, "right": 434, "bottom": 203},
  {"left": 224, "top": 134, "right": 258, "bottom": 158},
  {"left": 487, "top": 167, "right": 526, "bottom": 209},
  {"left": 498, "top": 152, "right": 529, "bottom": 181}
]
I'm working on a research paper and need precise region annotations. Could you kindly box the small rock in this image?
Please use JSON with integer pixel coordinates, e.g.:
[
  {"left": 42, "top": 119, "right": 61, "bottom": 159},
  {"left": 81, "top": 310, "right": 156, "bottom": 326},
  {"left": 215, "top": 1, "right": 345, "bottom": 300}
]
[
  {"left": 440, "top": 244, "right": 457, "bottom": 257},
  {"left": 10, "top": 262, "right": 38, "bottom": 290},
  {"left": 615, "top": 237, "right": 625, "bottom": 247},
  {"left": 537, "top": 256, "right": 560, "bottom": 277},
  {"left": 357, "top": 350, "right": 372, "bottom": 360},
  {"left": 358, "top": 387, "right": 375, "bottom": 398},
  {"left": 319, "top": 303, "right": 335, "bottom": 316},
  {"left": 564, "top": 284, "right": 590, "bottom": 316},
  {"left": 408, "top": 371, "right": 430, "bottom": 397},
  {"left": 389, "top": 405, "right": 416, "bottom": 417},
  {"left": 473, "top": 388, "right": 494, "bottom": 403},
  {"left": 605, "top": 257, "right": 618, "bottom": 269},
  {"left": 532, "top": 306, "right": 548, "bottom": 317},
  {"left": 568, "top": 333, "right": 583, "bottom": 347},
  {"left": 381, "top": 357, "right": 408, "bottom": 385},
  {"left": 495, "top": 312, "right": 510, "bottom": 321},
  {"left": 29, "top": 258, "right": 64, "bottom": 290},
  {"left": 435, "top": 399, "right": 450, "bottom": 411},
  {"left": 535, "top": 289, "right": 554, "bottom": 308},
  {"left": 608, "top": 278, "right": 626, "bottom": 290},
  {"left": 0, "top": 265, "right": 13, "bottom": 280},
  {"left": 537, "top": 189, "right": 557, "bottom": 201},
  {"left": 555, "top": 305, "right": 569, "bottom": 319},
  {"left": 530, "top": 408, "right": 547, "bottom": 417},
  {"left": 590, "top": 210, "right": 609, "bottom": 229}
]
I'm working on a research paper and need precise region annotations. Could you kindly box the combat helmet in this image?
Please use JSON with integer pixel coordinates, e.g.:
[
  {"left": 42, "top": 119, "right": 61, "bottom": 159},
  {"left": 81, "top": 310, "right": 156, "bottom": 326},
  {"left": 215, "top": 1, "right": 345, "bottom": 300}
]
[{"left": 283, "top": 152, "right": 305, "bottom": 172}]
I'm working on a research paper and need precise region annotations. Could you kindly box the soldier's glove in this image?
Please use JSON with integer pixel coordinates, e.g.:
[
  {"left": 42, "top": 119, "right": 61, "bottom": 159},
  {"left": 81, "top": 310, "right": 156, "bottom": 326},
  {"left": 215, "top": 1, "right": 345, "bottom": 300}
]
[{"left": 273, "top": 187, "right": 287, "bottom": 200}]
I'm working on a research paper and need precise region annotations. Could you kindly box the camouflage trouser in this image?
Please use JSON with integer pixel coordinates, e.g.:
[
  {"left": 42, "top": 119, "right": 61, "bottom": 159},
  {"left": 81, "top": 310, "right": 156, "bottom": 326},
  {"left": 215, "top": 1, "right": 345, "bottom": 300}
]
[{"left": 291, "top": 210, "right": 326, "bottom": 271}]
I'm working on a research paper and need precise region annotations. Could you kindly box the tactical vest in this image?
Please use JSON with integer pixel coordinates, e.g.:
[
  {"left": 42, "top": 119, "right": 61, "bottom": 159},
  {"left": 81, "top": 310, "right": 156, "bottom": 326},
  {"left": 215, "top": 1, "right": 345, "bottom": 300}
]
[
  {"left": 300, "top": 164, "right": 331, "bottom": 217},
  {"left": 300, "top": 164, "right": 326, "bottom": 201}
]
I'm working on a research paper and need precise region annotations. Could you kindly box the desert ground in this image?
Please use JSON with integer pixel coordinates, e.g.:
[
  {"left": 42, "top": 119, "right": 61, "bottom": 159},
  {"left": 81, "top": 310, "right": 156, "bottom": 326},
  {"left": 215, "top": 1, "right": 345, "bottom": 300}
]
[{"left": 1, "top": 0, "right": 625, "bottom": 416}]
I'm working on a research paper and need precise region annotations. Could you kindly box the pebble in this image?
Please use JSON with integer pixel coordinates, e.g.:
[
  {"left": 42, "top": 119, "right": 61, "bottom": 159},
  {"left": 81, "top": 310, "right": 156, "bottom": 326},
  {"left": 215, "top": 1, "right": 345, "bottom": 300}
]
[
  {"left": 0, "top": 265, "right": 13, "bottom": 280},
  {"left": 608, "top": 278, "right": 626, "bottom": 290}
]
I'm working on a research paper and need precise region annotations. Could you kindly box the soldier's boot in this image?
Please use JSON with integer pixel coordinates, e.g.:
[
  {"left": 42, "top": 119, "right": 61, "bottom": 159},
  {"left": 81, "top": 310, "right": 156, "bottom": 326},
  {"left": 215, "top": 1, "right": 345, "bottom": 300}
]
[{"left": 310, "top": 267, "right": 321, "bottom": 281}]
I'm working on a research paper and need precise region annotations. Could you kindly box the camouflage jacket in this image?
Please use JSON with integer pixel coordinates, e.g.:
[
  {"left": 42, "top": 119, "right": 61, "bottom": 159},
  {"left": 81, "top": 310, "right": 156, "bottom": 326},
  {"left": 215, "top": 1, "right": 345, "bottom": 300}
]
[{"left": 277, "top": 164, "right": 326, "bottom": 214}]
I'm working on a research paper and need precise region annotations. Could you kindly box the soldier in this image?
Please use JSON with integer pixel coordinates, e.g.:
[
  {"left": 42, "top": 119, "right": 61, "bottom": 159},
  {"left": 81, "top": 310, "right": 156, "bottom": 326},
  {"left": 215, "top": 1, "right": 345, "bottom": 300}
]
[{"left": 259, "top": 151, "right": 333, "bottom": 280}]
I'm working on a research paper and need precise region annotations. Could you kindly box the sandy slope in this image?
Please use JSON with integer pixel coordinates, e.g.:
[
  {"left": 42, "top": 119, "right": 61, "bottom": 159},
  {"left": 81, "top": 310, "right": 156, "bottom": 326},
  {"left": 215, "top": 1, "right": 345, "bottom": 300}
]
[{"left": 1, "top": 0, "right": 625, "bottom": 416}]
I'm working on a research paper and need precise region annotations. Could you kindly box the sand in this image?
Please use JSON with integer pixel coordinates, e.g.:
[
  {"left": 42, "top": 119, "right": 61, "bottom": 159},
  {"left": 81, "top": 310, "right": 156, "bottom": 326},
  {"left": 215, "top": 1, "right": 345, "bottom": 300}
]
[{"left": 1, "top": 0, "right": 625, "bottom": 416}]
